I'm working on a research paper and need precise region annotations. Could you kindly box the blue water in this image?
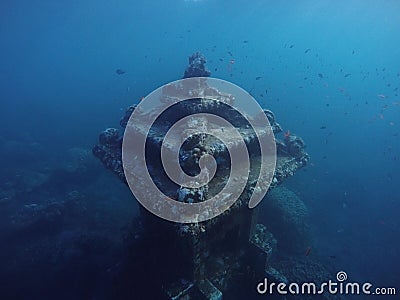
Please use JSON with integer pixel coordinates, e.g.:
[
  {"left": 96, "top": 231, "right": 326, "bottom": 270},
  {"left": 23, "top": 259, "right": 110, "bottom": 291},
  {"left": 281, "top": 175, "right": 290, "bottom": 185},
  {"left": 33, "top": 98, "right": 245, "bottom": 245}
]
[{"left": 1, "top": 0, "right": 399, "bottom": 299}]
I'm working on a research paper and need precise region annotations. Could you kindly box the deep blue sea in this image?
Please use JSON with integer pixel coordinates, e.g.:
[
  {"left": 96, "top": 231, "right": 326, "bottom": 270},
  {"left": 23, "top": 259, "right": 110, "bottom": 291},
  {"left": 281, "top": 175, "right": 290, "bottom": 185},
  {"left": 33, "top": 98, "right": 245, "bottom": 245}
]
[{"left": 0, "top": 0, "right": 399, "bottom": 299}]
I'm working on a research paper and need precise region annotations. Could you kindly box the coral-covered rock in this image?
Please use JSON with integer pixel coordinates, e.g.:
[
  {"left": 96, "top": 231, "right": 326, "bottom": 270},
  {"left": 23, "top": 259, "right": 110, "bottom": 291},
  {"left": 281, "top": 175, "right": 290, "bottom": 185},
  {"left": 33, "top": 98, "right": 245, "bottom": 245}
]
[
  {"left": 120, "top": 105, "right": 137, "bottom": 128},
  {"left": 10, "top": 201, "right": 65, "bottom": 235},
  {"left": 284, "top": 134, "right": 306, "bottom": 158},
  {"left": 183, "top": 52, "right": 211, "bottom": 78},
  {"left": 99, "top": 128, "right": 120, "bottom": 146},
  {"left": 64, "top": 147, "right": 96, "bottom": 174},
  {"left": 262, "top": 186, "right": 310, "bottom": 254}
]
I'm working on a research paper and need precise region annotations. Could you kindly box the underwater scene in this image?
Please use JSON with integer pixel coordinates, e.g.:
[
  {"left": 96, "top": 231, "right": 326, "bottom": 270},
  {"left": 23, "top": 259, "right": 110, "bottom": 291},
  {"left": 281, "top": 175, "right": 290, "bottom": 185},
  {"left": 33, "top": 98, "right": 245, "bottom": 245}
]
[{"left": 1, "top": 0, "right": 399, "bottom": 299}]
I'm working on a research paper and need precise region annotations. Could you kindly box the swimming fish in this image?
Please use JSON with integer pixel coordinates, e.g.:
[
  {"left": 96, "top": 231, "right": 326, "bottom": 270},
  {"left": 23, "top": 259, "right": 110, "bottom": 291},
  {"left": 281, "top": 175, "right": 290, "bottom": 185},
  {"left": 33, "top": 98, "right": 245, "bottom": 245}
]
[
  {"left": 344, "top": 73, "right": 351, "bottom": 77},
  {"left": 255, "top": 76, "right": 262, "bottom": 80},
  {"left": 115, "top": 69, "right": 126, "bottom": 75},
  {"left": 305, "top": 246, "right": 312, "bottom": 256},
  {"left": 318, "top": 73, "right": 324, "bottom": 78},
  {"left": 304, "top": 48, "right": 311, "bottom": 53}
]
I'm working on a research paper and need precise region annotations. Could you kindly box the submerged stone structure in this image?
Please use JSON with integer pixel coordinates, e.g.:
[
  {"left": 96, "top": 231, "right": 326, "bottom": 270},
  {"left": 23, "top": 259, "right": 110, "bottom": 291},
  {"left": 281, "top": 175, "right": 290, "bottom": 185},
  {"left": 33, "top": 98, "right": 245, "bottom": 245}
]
[{"left": 93, "top": 53, "right": 309, "bottom": 299}]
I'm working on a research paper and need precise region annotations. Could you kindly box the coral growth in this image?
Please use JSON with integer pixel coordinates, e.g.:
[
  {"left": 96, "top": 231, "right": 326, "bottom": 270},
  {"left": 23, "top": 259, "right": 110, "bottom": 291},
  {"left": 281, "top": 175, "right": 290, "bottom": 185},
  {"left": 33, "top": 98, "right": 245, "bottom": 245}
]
[
  {"left": 183, "top": 52, "right": 211, "bottom": 78},
  {"left": 262, "top": 186, "right": 310, "bottom": 254}
]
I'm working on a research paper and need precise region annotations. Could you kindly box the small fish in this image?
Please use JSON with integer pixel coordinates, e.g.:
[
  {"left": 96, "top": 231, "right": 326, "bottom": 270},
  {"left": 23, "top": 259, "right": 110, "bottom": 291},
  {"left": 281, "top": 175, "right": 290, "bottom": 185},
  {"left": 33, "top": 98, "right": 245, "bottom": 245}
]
[
  {"left": 344, "top": 73, "right": 351, "bottom": 77},
  {"left": 229, "top": 59, "right": 235, "bottom": 64},
  {"left": 379, "top": 113, "right": 384, "bottom": 120},
  {"left": 318, "top": 73, "right": 324, "bottom": 78},
  {"left": 243, "top": 40, "right": 249, "bottom": 43},
  {"left": 228, "top": 51, "right": 233, "bottom": 56},
  {"left": 115, "top": 69, "right": 126, "bottom": 75},
  {"left": 255, "top": 76, "right": 262, "bottom": 80},
  {"left": 352, "top": 50, "right": 355, "bottom": 55},
  {"left": 265, "top": 89, "right": 268, "bottom": 95},
  {"left": 284, "top": 130, "right": 291, "bottom": 138},
  {"left": 289, "top": 44, "right": 294, "bottom": 48},
  {"left": 377, "top": 94, "right": 387, "bottom": 99},
  {"left": 389, "top": 121, "right": 395, "bottom": 126},
  {"left": 320, "top": 126, "right": 327, "bottom": 129},
  {"left": 305, "top": 246, "right": 312, "bottom": 256},
  {"left": 304, "top": 48, "right": 311, "bottom": 53},
  {"left": 219, "top": 58, "right": 223, "bottom": 62}
]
